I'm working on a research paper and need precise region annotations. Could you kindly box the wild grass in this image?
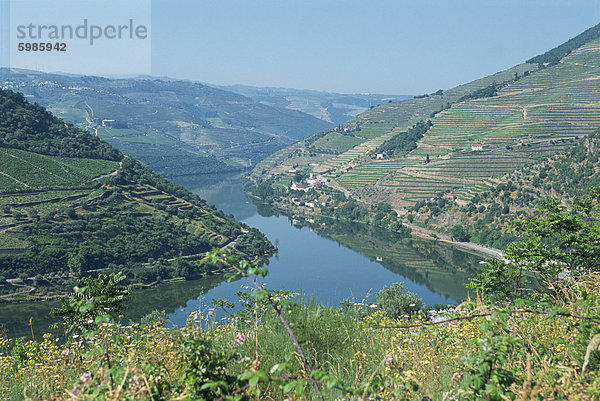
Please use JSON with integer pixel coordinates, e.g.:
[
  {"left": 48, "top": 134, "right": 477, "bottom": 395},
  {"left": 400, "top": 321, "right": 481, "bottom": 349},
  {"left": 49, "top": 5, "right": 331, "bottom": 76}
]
[{"left": 1, "top": 271, "right": 598, "bottom": 400}]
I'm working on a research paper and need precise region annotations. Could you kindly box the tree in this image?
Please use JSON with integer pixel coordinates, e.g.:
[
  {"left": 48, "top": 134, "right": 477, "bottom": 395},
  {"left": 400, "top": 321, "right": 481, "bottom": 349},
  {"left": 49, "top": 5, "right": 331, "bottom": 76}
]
[
  {"left": 376, "top": 282, "right": 423, "bottom": 318},
  {"left": 51, "top": 272, "right": 129, "bottom": 334},
  {"left": 469, "top": 186, "right": 600, "bottom": 301},
  {"left": 450, "top": 225, "right": 470, "bottom": 242}
]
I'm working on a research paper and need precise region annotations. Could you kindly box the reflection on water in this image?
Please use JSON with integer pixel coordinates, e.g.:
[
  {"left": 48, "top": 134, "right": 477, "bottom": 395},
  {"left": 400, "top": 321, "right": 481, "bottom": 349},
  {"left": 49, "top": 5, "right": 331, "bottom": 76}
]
[
  {"left": 308, "top": 217, "right": 481, "bottom": 302},
  {"left": 0, "top": 172, "right": 484, "bottom": 338},
  {"left": 0, "top": 272, "right": 232, "bottom": 339}
]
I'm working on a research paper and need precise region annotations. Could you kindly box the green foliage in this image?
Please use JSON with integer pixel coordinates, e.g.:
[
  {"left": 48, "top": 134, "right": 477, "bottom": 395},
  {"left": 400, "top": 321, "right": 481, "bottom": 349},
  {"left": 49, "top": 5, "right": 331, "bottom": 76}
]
[
  {"left": 450, "top": 225, "right": 471, "bottom": 242},
  {"left": 50, "top": 272, "right": 129, "bottom": 334},
  {"left": 0, "top": 196, "right": 213, "bottom": 280},
  {"left": 460, "top": 317, "right": 519, "bottom": 400},
  {"left": 333, "top": 199, "right": 368, "bottom": 221},
  {"left": 178, "top": 332, "right": 238, "bottom": 400},
  {"left": 0, "top": 89, "right": 121, "bottom": 161},
  {"left": 137, "top": 309, "right": 169, "bottom": 328},
  {"left": 457, "top": 81, "right": 500, "bottom": 102},
  {"left": 376, "top": 282, "right": 423, "bottom": 319},
  {"left": 468, "top": 259, "right": 518, "bottom": 302},
  {"left": 234, "top": 228, "right": 277, "bottom": 257},
  {"left": 470, "top": 185, "right": 600, "bottom": 301},
  {"left": 374, "top": 119, "right": 432, "bottom": 158},
  {"left": 527, "top": 22, "right": 600, "bottom": 64}
]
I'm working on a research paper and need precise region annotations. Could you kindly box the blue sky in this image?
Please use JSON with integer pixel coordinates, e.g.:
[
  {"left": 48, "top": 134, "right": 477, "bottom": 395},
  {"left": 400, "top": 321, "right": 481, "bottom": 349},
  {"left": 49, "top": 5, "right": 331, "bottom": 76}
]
[
  {"left": 4, "top": 0, "right": 600, "bottom": 94},
  {"left": 150, "top": 0, "right": 599, "bottom": 93}
]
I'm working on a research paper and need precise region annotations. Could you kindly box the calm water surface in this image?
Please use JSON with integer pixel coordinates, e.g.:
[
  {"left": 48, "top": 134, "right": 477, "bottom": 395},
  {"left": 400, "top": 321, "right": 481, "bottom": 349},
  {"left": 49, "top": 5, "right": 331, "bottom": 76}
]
[{"left": 1, "top": 173, "right": 483, "bottom": 338}]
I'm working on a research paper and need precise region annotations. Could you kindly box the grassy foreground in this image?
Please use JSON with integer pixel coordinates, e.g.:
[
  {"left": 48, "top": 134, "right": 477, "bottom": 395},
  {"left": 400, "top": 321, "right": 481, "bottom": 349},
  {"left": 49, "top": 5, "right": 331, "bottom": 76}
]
[
  {"left": 2, "top": 186, "right": 600, "bottom": 400},
  {"left": 0, "top": 270, "right": 598, "bottom": 400}
]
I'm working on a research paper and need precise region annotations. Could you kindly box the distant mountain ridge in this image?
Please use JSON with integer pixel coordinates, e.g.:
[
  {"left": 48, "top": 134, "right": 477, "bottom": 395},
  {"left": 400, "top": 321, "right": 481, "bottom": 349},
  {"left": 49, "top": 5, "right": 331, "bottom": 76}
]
[
  {"left": 0, "top": 69, "right": 332, "bottom": 178},
  {"left": 215, "top": 84, "right": 411, "bottom": 125}
]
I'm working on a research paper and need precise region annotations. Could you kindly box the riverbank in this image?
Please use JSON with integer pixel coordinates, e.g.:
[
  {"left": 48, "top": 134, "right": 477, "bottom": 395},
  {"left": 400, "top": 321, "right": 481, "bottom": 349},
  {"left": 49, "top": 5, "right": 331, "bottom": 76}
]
[
  {"left": 0, "top": 264, "right": 237, "bottom": 305},
  {"left": 253, "top": 193, "right": 504, "bottom": 260}
]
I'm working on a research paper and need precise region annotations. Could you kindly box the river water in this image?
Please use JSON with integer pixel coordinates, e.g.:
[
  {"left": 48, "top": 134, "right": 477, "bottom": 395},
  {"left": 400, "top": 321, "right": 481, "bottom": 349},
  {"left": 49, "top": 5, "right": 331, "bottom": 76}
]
[{"left": 0, "top": 173, "right": 484, "bottom": 338}]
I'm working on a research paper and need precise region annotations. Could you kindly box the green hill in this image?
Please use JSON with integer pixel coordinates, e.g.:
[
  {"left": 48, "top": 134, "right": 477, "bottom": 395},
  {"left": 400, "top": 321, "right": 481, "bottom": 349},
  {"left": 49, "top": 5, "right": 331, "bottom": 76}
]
[
  {"left": 249, "top": 27, "right": 600, "bottom": 212},
  {"left": 1, "top": 70, "right": 332, "bottom": 178},
  {"left": 404, "top": 128, "right": 600, "bottom": 249},
  {"left": 0, "top": 89, "right": 275, "bottom": 302}
]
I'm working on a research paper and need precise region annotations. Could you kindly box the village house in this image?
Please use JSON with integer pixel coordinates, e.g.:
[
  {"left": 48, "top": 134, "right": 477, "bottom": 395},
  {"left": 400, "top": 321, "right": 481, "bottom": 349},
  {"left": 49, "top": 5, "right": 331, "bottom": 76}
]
[
  {"left": 471, "top": 144, "right": 486, "bottom": 151},
  {"left": 306, "top": 177, "right": 323, "bottom": 186},
  {"left": 290, "top": 182, "right": 310, "bottom": 192},
  {"left": 288, "top": 167, "right": 302, "bottom": 174},
  {"left": 305, "top": 200, "right": 318, "bottom": 208},
  {"left": 376, "top": 153, "right": 384, "bottom": 160}
]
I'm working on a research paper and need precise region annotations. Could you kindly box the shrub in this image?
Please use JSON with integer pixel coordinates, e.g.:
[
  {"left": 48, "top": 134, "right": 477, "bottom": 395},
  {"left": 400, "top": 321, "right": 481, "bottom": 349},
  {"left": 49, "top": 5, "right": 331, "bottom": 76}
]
[{"left": 376, "top": 282, "right": 423, "bottom": 318}]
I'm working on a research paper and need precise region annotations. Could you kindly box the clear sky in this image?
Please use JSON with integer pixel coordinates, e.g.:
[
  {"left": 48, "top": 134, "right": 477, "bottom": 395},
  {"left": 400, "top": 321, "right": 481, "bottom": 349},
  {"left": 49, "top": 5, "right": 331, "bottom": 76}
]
[
  {"left": 4, "top": 0, "right": 600, "bottom": 94},
  {"left": 150, "top": 0, "right": 599, "bottom": 94}
]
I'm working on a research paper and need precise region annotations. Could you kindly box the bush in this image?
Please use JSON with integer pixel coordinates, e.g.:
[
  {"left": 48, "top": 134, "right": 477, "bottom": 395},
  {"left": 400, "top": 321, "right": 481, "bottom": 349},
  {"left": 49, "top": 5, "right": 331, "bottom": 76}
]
[
  {"left": 450, "top": 224, "right": 471, "bottom": 242},
  {"left": 376, "top": 282, "right": 423, "bottom": 318}
]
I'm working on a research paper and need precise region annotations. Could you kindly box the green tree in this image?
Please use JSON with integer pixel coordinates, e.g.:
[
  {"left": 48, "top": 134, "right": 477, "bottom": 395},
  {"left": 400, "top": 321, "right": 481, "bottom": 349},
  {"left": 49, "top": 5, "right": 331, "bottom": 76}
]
[
  {"left": 450, "top": 225, "right": 470, "bottom": 242},
  {"left": 376, "top": 282, "right": 423, "bottom": 318},
  {"left": 469, "top": 186, "right": 600, "bottom": 301},
  {"left": 51, "top": 272, "right": 129, "bottom": 334}
]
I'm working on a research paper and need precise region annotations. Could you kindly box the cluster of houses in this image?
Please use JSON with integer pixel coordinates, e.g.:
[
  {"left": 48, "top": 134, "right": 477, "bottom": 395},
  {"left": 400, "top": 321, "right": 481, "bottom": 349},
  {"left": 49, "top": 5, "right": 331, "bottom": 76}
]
[
  {"left": 1, "top": 79, "right": 118, "bottom": 97},
  {"left": 291, "top": 198, "right": 328, "bottom": 208},
  {"left": 287, "top": 167, "right": 329, "bottom": 208},
  {"left": 289, "top": 176, "right": 327, "bottom": 192}
]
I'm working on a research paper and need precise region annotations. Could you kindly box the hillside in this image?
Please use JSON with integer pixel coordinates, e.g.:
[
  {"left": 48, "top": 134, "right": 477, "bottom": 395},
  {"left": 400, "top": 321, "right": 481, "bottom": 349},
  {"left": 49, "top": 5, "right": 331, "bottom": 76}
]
[
  {"left": 0, "top": 89, "right": 275, "bottom": 302},
  {"left": 404, "top": 128, "right": 600, "bottom": 249},
  {"left": 216, "top": 84, "right": 411, "bottom": 125},
  {"left": 0, "top": 70, "right": 331, "bottom": 178},
  {"left": 249, "top": 28, "right": 600, "bottom": 212}
]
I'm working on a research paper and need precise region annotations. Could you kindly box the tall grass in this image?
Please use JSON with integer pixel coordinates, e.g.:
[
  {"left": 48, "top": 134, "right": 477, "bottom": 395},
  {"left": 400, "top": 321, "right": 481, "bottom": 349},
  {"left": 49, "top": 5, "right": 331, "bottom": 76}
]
[{"left": 0, "top": 273, "right": 599, "bottom": 400}]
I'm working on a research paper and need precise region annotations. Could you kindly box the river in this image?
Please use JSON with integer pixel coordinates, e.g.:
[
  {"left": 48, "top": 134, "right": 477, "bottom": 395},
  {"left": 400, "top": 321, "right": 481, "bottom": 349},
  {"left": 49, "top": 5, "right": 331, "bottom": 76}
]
[{"left": 0, "top": 173, "right": 484, "bottom": 338}]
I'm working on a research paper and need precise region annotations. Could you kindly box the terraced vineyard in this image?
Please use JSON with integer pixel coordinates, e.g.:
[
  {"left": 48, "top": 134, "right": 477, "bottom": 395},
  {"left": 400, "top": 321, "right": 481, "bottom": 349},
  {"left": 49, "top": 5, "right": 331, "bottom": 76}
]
[
  {"left": 373, "top": 40, "right": 600, "bottom": 205},
  {"left": 0, "top": 88, "right": 275, "bottom": 299},
  {"left": 0, "top": 148, "right": 119, "bottom": 192},
  {"left": 253, "top": 62, "right": 534, "bottom": 189},
  {"left": 253, "top": 36, "right": 600, "bottom": 210}
]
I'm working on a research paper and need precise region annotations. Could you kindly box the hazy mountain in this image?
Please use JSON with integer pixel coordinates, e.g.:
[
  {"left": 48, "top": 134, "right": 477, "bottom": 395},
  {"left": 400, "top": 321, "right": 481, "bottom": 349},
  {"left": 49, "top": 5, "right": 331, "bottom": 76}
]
[
  {"left": 216, "top": 84, "right": 411, "bottom": 125},
  {"left": 0, "top": 69, "right": 331, "bottom": 178}
]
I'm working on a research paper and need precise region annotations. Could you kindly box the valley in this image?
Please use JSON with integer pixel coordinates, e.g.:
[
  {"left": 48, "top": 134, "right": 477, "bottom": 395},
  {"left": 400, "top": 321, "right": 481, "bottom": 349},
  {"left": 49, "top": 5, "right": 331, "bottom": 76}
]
[{"left": 246, "top": 30, "right": 600, "bottom": 247}]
